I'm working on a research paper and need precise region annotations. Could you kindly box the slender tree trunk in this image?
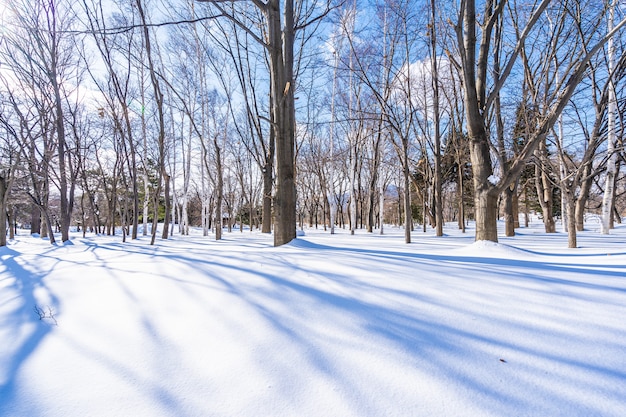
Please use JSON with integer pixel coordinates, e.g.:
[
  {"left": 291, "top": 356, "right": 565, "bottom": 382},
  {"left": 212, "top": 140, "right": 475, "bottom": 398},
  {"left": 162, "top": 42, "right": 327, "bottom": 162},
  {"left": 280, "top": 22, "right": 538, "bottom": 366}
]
[
  {"left": 601, "top": 0, "right": 618, "bottom": 234},
  {"left": 349, "top": 138, "right": 357, "bottom": 235},
  {"left": 136, "top": 0, "right": 166, "bottom": 245},
  {"left": 513, "top": 191, "right": 520, "bottom": 229},
  {"left": 456, "top": 144, "right": 466, "bottom": 233},
  {"left": 367, "top": 132, "right": 381, "bottom": 233},
  {"left": 52, "top": 71, "right": 71, "bottom": 241},
  {"left": 8, "top": 207, "right": 15, "bottom": 240},
  {"left": 430, "top": 0, "right": 443, "bottom": 237},
  {"left": 142, "top": 92, "right": 149, "bottom": 236},
  {"left": 403, "top": 145, "right": 411, "bottom": 244},
  {"left": 215, "top": 136, "right": 223, "bottom": 241},
  {"left": 576, "top": 169, "right": 592, "bottom": 231},
  {"left": 503, "top": 187, "right": 515, "bottom": 237},
  {"left": 566, "top": 191, "right": 577, "bottom": 248},
  {"left": 261, "top": 162, "right": 273, "bottom": 233},
  {"left": 534, "top": 142, "right": 556, "bottom": 233},
  {"left": 379, "top": 172, "right": 385, "bottom": 235},
  {"left": 0, "top": 174, "right": 8, "bottom": 247},
  {"left": 161, "top": 171, "right": 170, "bottom": 240}
]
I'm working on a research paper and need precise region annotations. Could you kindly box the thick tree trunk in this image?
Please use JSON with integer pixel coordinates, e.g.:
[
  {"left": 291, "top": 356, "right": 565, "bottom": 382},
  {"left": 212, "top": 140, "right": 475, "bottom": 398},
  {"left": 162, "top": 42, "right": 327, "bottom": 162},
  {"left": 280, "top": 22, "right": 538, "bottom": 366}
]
[
  {"left": 474, "top": 188, "right": 499, "bottom": 242},
  {"left": 468, "top": 127, "right": 499, "bottom": 241},
  {"left": 268, "top": 0, "right": 296, "bottom": 247},
  {"left": 30, "top": 203, "right": 40, "bottom": 236},
  {"left": 503, "top": 187, "right": 515, "bottom": 237}
]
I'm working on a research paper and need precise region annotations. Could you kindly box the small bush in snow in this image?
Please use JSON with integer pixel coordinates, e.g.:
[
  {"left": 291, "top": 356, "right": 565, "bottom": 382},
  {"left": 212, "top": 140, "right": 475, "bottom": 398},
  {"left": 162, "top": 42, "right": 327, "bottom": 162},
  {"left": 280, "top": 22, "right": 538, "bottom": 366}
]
[{"left": 34, "top": 305, "right": 58, "bottom": 326}]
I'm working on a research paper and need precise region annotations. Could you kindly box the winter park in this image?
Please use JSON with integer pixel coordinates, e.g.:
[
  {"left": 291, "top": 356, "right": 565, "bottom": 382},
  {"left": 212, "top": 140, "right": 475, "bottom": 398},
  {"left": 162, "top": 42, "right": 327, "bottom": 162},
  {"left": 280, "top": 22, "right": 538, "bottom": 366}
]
[{"left": 1, "top": 0, "right": 626, "bottom": 416}]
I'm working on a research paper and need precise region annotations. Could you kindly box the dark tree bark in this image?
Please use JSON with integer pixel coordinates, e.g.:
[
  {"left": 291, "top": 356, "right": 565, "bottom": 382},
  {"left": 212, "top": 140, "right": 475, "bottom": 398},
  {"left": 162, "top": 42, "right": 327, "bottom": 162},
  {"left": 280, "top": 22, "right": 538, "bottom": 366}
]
[{"left": 0, "top": 172, "right": 8, "bottom": 247}]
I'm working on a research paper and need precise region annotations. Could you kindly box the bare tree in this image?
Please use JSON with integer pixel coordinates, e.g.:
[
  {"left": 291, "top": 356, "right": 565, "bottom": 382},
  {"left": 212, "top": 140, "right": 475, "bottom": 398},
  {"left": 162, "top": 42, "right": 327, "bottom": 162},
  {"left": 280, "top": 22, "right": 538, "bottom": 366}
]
[
  {"left": 134, "top": 0, "right": 169, "bottom": 244},
  {"left": 454, "top": 0, "right": 626, "bottom": 242},
  {"left": 0, "top": 115, "right": 20, "bottom": 246},
  {"left": 80, "top": 0, "right": 144, "bottom": 240},
  {"left": 197, "top": 0, "right": 333, "bottom": 245},
  {"left": 1, "top": 0, "right": 85, "bottom": 243},
  {"left": 601, "top": 0, "right": 620, "bottom": 234}
]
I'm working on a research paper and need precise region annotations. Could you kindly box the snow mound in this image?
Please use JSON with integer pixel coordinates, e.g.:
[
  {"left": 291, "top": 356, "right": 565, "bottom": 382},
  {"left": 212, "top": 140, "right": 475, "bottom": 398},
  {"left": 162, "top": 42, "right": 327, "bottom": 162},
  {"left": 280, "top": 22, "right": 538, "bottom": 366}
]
[{"left": 456, "top": 240, "right": 531, "bottom": 258}]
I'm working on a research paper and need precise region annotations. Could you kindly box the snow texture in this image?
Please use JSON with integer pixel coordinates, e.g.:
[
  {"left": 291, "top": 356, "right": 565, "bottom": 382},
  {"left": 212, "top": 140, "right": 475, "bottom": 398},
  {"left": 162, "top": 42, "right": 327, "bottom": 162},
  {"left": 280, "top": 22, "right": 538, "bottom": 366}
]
[{"left": 1, "top": 220, "right": 626, "bottom": 417}]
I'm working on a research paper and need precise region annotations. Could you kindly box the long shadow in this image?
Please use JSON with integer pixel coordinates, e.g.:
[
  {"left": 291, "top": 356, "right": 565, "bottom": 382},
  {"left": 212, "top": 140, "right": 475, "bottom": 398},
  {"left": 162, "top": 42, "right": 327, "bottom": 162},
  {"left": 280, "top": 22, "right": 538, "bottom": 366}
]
[
  {"left": 150, "top": 242, "right": 626, "bottom": 416},
  {"left": 0, "top": 246, "right": 59, "bottom": 412},
  {"left": 1, "top": 241, "right": 195, "bottom": 416},
  {"left": 288, "top": 238, "right": 626, "bottom": 291},
  {"left": 7, "top": 235, "right": 623, "bottom": 416}
]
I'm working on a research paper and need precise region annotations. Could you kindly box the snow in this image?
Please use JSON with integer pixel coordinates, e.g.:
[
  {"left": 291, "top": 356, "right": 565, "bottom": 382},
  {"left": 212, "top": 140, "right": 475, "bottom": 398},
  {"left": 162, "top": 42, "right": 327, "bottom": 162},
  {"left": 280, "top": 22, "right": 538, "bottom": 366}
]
[
  {"left": 1, "top": 221, "right": 626, "bottom": 417},
  {"left": 488, "top": 174, "right": 500, "bottom": 185}
]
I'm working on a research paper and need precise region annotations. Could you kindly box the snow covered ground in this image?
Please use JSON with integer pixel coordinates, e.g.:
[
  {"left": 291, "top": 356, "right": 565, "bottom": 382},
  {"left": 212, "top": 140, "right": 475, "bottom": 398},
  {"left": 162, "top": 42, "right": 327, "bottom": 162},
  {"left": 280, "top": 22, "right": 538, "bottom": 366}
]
[{"left": 1, "top": 220, "right": 625, "bottom": 417}]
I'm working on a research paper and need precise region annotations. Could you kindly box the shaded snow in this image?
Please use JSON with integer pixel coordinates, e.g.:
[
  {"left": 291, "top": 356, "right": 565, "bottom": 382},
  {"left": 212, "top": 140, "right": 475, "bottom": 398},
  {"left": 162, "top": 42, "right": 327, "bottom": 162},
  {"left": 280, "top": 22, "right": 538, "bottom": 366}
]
[{"left": 1, "top": 221, "right": 626, "bottom": 416}]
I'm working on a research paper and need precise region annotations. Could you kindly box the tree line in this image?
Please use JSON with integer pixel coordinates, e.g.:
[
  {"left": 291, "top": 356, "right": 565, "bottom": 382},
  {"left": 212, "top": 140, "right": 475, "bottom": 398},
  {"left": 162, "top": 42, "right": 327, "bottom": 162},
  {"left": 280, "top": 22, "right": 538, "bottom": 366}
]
[{"left": 0, "top": 0, "right": 624, "bottom": 248}]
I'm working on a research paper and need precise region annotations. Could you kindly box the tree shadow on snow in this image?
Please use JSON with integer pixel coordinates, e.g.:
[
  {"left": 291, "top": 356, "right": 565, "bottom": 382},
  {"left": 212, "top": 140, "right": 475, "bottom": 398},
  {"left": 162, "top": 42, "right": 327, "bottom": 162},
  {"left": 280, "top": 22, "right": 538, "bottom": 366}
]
[
  {"left": 0, "top": 246, "right": 59, "bottom": 413},
  {"left": 150, "top": 238, "right": 626, "bottom": 416},
  {"left": 9, "top": 236, "right": 623, "bottom": 416}
]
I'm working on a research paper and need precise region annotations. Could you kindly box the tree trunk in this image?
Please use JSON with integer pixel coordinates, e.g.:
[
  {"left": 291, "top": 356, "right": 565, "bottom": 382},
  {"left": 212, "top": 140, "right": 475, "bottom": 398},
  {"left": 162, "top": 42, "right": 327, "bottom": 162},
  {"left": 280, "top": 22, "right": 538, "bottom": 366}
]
[
  {"left": 215, "top": 136, "right": 224, "bottom": 241},
  {"left": 430, "top": 0, "right": 443, "bottom": 237},
  {"left": 457, "top": 149, "right": 466, "bottom": 233},
  {"left": 566, "top": 191, "right": 577, "bottom": 248},
  {"left": 474, "top": 188, "right": 499, "bottom": 242},
  {"left": 379, "top": 173, "right": 385, "bottom": 235},
  {"left": 576, "top": 170, "right": 592, "bottom": 231},
  {"left": 601, "top": 1, "right": 617, "bottom": 234},
  {"left": 403, "top": 147, "right": 411, "bottom": 244},
  {"left": 30, "top": 203, "right": 40, "bottom": 236},
  {"left": 467, "top": 122, "right": 499, "bottom": 241},
  {"left": 161, "top": 171, "right": 171, "bottom": 240},
  {"left": 513, "top": 191, "right": 520, "bottom": 229},
  {"left": 53, "top": 71, "right": 71, "bottom": 242},
  {"left": 0, "top": 174, "right": 7, "bottom": 247},
  {"left": 137, "top": 0, "right": 166, "bottom": 245},
  {"left": 268, "top": 0, "right": 296, "bottom": 246},
  {"left": 503, "top": 187, "right": 515, "bottom": 237},
  {"left": 349, "top": 140, "right": 357, "bottom": 235},
  {"left": 8, "top": 207, "right": 15, "bottom": 240},
  {"left": 534, "top": 146, "right": 556, "bottom": 233},
  {"left": 367, "top": 133, "right": 381, "bottom": 233},
  {"left": 262, "top": 161, "right": 273, "bottom": 233}
]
